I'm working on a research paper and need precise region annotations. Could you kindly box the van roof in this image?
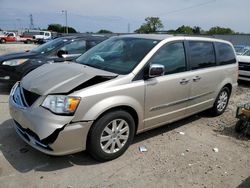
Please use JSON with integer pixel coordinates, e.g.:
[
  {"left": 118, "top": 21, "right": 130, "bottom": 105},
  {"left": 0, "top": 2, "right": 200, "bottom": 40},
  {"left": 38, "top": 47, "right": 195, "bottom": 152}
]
[{"left": 118, "top": 34, "right": 231, "bottom": 44}]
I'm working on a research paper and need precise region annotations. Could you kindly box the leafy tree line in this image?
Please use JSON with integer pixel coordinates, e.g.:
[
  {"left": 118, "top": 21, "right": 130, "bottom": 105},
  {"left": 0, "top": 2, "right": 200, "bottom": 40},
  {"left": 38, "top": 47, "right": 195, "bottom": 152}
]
[
  {"left": 134, "top": 17, "right": 237, "bottom": 35},
  {"left": 47, "top": 24, "right": 77, "bottom": 33},
  {"left": 47, "top": 24, "right": 114, "bottom": 34},
  {"left": 46, "top": 17, "right": 239, "bottom": 35}
]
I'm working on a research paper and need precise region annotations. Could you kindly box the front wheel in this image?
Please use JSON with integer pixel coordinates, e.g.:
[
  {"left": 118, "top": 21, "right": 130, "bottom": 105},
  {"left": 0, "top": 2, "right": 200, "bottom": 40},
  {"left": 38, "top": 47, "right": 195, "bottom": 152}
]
[
  {"left": 0, "top": 39, "right": 6, "bottom": 43},
  {"left": 87, "top": 110, "right": 135, "bottom": 161},
  {"left": 210, "top": 87, "right": 230, "bottom": 116}
]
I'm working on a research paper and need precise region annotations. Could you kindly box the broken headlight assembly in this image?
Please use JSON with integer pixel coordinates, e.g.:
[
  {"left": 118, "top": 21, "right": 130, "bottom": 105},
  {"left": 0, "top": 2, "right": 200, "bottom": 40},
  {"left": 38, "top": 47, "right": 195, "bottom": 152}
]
[{"left": 42, "top": 95, "right": 81, "bottom": 115}]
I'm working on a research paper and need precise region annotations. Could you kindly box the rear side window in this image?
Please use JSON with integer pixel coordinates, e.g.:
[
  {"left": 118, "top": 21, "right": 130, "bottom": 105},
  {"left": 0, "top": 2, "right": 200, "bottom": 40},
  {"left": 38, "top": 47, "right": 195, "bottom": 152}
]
[
  {"left": 216, "top": 43, "right": 236, "bottom": 65},
  {"left": 189, "top": 41, "right": 216, "bottom": 70},
  {"left": 60, "top": 40, "right": 86, "bottom": 54},
  {"left": 149, "top": 42, "right": 186, "bottom": 75}
]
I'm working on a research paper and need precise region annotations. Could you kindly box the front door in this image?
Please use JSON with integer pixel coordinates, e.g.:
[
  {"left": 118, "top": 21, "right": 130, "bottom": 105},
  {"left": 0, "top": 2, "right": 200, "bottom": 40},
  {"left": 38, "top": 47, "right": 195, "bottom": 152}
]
[{"left": 144, "top": 41, "right": 190, "bottom": 129}]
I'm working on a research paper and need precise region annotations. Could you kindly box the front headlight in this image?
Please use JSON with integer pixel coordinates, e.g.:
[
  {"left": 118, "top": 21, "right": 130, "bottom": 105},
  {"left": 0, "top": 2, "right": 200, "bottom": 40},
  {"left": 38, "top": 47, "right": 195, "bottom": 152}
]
[
  {"left": 42, "top": 95, "right": 81, "bottom": 115},
  {"left": 2, "top": 59, "right": 28, "bottom": 66}
]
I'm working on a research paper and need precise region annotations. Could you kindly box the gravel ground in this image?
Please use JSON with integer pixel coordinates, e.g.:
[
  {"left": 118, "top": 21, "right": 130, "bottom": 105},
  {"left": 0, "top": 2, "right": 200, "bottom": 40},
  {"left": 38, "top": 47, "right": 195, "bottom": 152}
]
[
  {"left": 0, "top": 43, "right": 37, "bottom": 55},
  {"left": 0, "top": 44, "right": 249, "bottom": 188}
]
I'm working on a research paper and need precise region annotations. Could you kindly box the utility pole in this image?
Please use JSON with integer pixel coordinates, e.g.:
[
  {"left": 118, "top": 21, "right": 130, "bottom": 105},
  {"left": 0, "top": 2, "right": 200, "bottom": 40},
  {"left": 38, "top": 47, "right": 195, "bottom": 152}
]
[
  {"left": 62, "top": 10, "right": 68, "bottom": 34},
  {"left": 127, "top": 23, "right": 130, "bottom": 33},
  {"left": 29, "top": 14, "right": 34, "bottom": 30}
]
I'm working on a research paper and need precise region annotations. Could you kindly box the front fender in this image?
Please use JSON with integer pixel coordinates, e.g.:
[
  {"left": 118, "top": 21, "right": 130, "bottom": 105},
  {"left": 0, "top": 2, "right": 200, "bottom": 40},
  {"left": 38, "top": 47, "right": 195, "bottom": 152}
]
[{"left": 76, "top": 95, "right": 144, "bottom": 130}]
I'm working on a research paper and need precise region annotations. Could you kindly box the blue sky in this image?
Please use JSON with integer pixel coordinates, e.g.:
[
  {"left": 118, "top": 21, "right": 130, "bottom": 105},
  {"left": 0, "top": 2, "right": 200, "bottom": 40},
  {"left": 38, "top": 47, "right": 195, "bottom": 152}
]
[{"left": 0, "top": 0, "right": 249, "bottom": 33}]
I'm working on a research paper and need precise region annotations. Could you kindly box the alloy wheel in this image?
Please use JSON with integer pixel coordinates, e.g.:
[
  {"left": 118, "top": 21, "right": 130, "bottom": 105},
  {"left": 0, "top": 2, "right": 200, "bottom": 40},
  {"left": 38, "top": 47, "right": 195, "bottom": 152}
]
[{"left": 100, "top": 119, "right": 130, "bottom": 154}]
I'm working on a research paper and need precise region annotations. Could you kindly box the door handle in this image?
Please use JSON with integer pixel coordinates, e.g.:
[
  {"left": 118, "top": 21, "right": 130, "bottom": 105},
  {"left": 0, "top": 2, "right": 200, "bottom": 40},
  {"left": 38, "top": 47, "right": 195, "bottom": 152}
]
[
  {"left": 180, "top": 78, "right": 190, "bottom": 85},
  {"left": 193, "top": 76, "right": 201, "bottom": 82}
]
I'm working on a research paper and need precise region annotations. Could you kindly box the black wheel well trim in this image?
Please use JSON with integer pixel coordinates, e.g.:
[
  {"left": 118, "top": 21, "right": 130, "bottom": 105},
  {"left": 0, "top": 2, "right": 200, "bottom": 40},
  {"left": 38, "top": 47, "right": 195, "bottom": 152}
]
[
  {"left": 90, "top": 105, "right": 139, "bottom": 136},
  {"left": 222, "top": 83, "right": 232, "bottom": 96}
]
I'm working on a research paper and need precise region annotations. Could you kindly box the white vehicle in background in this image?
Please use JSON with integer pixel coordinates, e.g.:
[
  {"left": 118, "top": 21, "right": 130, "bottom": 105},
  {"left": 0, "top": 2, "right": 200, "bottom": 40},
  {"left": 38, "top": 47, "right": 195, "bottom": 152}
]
[
  {"left": 234, "top": 45, "right": 250, "bottom": 55},
  {"left": 33, "top": 31, "right": 53, "bottom": 41},
  {"left": 33, "top": 31, "right": 58, "bottom": 44},
  {"left": 237, "top": 50, "right": 250, "bottom": 81}
]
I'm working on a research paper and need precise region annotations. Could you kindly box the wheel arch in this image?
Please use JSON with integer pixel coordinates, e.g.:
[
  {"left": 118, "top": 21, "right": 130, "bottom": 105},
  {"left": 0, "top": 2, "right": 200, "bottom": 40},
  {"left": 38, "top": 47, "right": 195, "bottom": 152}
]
[{"left": 91, "top": 105, "right": 139, "bottom": 136}]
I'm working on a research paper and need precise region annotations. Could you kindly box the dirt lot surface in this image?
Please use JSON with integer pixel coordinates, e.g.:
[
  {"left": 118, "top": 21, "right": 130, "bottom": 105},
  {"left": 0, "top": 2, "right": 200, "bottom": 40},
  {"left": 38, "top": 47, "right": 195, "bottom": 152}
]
[
  {"left": 0, "top": 43, "right": 37, "bottom": 55},
  {"left": 0, "top": 44, "right": 249, "bottom": 188}
]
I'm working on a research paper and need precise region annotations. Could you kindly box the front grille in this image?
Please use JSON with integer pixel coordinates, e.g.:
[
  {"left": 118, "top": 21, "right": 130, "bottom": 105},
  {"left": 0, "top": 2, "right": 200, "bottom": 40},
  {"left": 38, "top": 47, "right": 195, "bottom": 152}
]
[
  {"left": 12, "top": 85, "right": 40, "bottom": 107},
  {"left": 239, "top": 62, "right": 250, "bottom": 71},
  {"left": 22, "top": 88, "right": 40, "bottom": 106},
  {"left": 239, "top": 75, "right": 250, "bottom": 79}
]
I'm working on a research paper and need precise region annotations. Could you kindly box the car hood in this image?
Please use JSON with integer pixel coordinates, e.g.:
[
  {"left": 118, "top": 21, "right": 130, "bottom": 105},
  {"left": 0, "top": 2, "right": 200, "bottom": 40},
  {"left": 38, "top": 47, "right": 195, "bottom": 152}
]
[
  {"left": 237, "top": 55, "right": 250, "bottom": 63},
  {"left": 21, "top": 62, "right": 117, "bottom": 95},
  {"left": 0, "top": 51, "right": 38, "bottom": 63}
]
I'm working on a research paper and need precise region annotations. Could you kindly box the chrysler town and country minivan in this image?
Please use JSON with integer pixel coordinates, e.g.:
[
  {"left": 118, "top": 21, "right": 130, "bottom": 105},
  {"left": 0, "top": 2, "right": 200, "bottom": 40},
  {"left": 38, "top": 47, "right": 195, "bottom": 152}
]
[{"left": 9, "top": 34, "right": 238, "bottom": 161}]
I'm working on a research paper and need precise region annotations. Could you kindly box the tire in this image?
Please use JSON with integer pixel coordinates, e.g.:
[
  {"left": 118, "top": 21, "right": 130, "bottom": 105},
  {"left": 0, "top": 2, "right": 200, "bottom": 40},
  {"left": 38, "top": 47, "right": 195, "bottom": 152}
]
[
  {"left": 0, "top": 39, "right": 6, "bottom": 43},
  {"left": 210, "top": 87, "right": 230, "bottom": 116},
  {"left": 235, "top": 120, "right": 247, "bottom": 133},
  {"left": 87, "top": 110, "right": 135, "bottom": 161}
]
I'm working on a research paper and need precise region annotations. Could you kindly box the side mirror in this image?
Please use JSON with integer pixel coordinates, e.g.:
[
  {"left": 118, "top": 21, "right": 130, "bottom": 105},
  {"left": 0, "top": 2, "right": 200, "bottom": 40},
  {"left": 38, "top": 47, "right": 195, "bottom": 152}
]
[
  {"left": 57, "top": 50, "right": 68, "bottom": 58},
  {"left": 149, "top": 64, "right": 165, "bottom": 78}
]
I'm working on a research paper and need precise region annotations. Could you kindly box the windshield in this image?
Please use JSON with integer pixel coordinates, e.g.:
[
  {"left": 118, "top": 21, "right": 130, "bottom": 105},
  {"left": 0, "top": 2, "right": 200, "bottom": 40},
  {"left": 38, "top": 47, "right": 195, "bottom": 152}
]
[
  {"left": 242, "top": 49, "right": 250, "bottom": 56},
  {"left": 31, "top": 38, "right": 66, "bottom": 53},
  {"left": 76, "top": 37, "right": 159, "bottom": 74},
  {"left": 234, "top": 46, "right": 250, "bottom": 55}
]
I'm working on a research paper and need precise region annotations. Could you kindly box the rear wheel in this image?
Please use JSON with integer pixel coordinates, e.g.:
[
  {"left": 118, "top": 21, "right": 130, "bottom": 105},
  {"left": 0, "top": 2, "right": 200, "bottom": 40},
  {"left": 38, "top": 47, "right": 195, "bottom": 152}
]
[
  {"left": 87, "top": 110, "right": 135, "bottom": 161},
  {"left": 210, "top": 87, "right": 230, "bottom": 116}
]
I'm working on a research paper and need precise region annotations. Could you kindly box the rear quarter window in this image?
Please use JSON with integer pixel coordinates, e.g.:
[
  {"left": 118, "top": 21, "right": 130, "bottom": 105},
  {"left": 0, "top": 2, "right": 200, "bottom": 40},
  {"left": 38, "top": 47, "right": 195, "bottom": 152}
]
[{"left": 216, "top": 42, "right": 236, "bottom": 65}]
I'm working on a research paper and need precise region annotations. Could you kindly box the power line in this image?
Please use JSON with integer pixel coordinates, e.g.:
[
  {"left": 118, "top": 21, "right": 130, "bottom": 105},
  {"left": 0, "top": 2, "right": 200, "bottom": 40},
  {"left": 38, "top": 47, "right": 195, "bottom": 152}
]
[{"left": 159, "top": 0, "right": 217, "bottom": 16}]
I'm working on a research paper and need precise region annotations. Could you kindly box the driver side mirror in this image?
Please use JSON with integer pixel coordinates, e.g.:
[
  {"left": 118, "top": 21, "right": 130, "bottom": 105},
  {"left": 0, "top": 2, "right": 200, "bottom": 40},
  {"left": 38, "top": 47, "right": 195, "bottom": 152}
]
[
  {"left": 149, "top": 64, "right": 165, "bottom": 78},
  {"left": 57, "top": 50, "right": 68, "bottom": 58}
]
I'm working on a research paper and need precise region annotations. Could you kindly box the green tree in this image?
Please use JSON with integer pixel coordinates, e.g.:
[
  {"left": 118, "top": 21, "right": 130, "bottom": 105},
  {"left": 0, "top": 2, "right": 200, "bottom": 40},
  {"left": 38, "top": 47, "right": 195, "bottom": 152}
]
[
  {"left": 175, "top": 25, "right": 194, "bottom": 34},
  {"left": 192, "top": 26, "right": 201, "bottom": 34},
  {"left": 61, "top": 26, "right": 77, "bottom": 33},
  {"left": 47, "top": 24, "right": 77, "bottom": 33},
  {"left": 135, "top": 17, "right": 164, "bottom": 33},
  {"left": 97, "top": 29, "right": 113, "bottom": 34},
  {"left": 48, "top": 24, "right": 62, "bottom": 32},
  {"left": 207, "top": 26, "right": 235, "bottom": 34}
]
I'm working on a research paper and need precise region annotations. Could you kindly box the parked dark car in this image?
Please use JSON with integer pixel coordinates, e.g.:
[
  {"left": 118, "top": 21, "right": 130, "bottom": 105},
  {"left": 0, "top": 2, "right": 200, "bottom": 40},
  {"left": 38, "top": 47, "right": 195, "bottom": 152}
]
[{"left": 0, "top": 35, "right": 107, "bottom": 85}]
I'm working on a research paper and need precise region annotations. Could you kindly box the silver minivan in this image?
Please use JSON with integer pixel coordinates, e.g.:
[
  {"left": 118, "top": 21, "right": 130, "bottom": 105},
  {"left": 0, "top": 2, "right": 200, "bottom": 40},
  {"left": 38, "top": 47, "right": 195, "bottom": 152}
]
[{"left": 9, "top": 34, "right": 238, "bottom": 161}]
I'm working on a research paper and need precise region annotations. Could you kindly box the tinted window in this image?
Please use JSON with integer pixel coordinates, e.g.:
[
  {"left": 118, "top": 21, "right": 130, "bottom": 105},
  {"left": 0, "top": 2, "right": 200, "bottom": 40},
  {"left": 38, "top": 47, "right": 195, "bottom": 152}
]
[
  {"left": 216, "top": 43, "right": 236, "bottom": 65},
  {"left": 87, "top": 40, "right": 102, "bottom": 50},
  {"left": 31, "top": 38, "right": 65, "bottom": 53},
  {"left": 61, "top": 40, "right": 86, "bottom": 54},
  {"left": 8, "top": 33, "right": 14, "bottom": 37},
  {"left": 189, "top": 41, "right": 216, "bottom": 70},
  {"left": 149, "top": 42, "right": 186, "bottom": 75}
]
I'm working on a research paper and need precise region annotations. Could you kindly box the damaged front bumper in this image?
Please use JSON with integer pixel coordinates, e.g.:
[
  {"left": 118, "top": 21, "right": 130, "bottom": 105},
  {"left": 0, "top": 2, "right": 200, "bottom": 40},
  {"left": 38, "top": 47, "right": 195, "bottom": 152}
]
[{"left": 9, "top": 83, "right": 93, "bottom": 155}]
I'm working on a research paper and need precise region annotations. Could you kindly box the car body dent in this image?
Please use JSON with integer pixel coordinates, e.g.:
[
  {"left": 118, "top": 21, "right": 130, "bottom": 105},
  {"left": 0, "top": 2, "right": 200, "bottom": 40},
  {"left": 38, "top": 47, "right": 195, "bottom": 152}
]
[
  {"left": 21, "top": 62, "right": 117, "bottom": 95},
  {"left": 9, "top": 97, "right": 73, "bottom": 139}
]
